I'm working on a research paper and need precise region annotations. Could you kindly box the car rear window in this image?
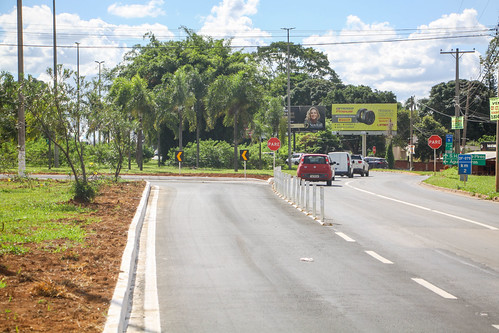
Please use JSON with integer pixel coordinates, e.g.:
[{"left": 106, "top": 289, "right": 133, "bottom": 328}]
[{"left": 303, "top": 156, "right": 327, "bottom": 164}]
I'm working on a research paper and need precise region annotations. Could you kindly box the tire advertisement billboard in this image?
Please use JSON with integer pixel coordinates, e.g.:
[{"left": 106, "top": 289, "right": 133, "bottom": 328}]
[
  {"left": 290, "top": 106, "right": 327, "bottom": 132},
  {"left": 331, "top": 103, "right": 397, "bottom": 135}
]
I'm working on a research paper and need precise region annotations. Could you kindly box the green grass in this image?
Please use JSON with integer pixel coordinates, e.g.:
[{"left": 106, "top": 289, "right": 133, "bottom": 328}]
[
  {"left": 10, "top": 162, "right": 275, "bottom": 177},
  {"left": 424, "top": 167, "right": 499, "bottom": 200},
  {"left": 0, "top": 178, "right": 90, "bottom": 255}
]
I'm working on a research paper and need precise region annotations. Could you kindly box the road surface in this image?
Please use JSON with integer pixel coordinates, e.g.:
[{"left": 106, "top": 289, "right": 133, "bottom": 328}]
[{"left": 128, "top": 173, "right": 499, "bottom": 332}]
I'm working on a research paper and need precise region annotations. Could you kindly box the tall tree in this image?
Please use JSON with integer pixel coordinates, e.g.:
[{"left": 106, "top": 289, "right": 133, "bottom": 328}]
[{"left": 206, "top": 67, "right": 263, "bottom": 171}]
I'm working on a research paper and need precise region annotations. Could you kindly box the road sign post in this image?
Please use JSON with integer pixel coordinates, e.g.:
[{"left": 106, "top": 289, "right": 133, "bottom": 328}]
[
  {"left": 240, "top": 149, "right": 249, "bottom": 179},
  {"left": 267, "top": 138, "right": 281, "bottom": 175},
  {"left": 458, "top": 154, "right": 472, "bottom": 185},
  {"left": 428, "top": 135, "right": 442, "bottom": 174},
  {"left": 175, "top": 150, "right": 183, "bottom": 175}
]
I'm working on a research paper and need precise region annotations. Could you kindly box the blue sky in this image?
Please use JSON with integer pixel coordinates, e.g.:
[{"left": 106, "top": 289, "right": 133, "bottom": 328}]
[{"left": 1, "top": 0, "right": 497, "bottom": 102}]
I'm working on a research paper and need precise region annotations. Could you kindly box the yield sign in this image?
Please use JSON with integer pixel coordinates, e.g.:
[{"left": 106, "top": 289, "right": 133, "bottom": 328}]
[{"left": 428, "top": 135, "right": 442, "bottom": 149}]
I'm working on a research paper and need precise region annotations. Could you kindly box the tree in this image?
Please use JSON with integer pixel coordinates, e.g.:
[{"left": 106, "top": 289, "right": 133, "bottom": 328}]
[
  {"left": 166, "top": 66, "right": 196, "bottom": 151},
  {"left": 27, "top": 66, "right": 96, "bottom": 201},
  {"left": 108, "top": 74, "right": 154, "bottom": 171},
  {"left": 414, "top": 115, "right": 447, "bottom": 161},
  {"left": 206, "top": 67, "right": 263, "bottom": 171}
]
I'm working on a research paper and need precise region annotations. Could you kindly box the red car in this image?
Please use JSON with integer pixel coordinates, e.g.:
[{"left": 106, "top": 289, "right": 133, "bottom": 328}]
[{"left": 297, "top": 154, "right": 335, "bottom": 186}]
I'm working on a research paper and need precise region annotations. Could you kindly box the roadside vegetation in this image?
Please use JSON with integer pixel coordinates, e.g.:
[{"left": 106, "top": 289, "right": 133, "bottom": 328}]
[
  {"left": 423, "top": 167, "right": 499, "bottom": 200},
  {"left": 0, "top": 178, "right": 92, "bottom": 255}
]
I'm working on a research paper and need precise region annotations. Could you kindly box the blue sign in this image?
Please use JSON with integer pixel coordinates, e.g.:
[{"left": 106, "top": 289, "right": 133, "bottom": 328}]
[
  {"left": 446, "top": 134, "right": 453, "bottom": 143},
  {"left": 458, "top": 154, "right": 472, "bottom": 175}
]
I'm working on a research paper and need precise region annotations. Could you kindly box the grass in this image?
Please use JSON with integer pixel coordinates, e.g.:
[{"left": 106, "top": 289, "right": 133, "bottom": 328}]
[
  {"left": 423, "top": 167, "right": 499, "bottom": 200},
  {"left": 0, "top": 178, "right": 90, "bottom": 255},
  {"left": 10, "top": 162, "right": 275, "bottom": 177}
]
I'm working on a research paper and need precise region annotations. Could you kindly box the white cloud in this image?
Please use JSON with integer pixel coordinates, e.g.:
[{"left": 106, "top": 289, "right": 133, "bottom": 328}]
[
  {"left": 304, "top": 9, "right": 491, "bottom": 102},
  {"left": 0, "top": 5, "right": 173, "bottom": 83},
  {"left": 108, "top": 0, "right": 165, "bottom": 19},
  {"left": 199, "top": 0, "right": 270, "bottom": 47}
]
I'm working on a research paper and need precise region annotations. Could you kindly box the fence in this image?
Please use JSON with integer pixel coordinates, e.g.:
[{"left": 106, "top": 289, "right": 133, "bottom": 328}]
[{"left": 272, "top": 167, "right": 327, "bottom": 224}]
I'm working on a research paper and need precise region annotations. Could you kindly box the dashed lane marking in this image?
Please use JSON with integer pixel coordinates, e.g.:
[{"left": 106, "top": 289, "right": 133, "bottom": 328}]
[
  {"left": 335, "top": 232, "right": 356, "bottom": 242},
  {"left": 365, "top": 250, "right": 394, "bottom": 264},
  {"left": 412, "top": 278, "right": 458, "bottom": 299}
]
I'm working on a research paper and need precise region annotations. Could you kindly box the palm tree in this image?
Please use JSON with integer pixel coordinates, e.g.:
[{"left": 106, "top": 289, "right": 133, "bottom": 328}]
[
  {"left": 167, "top": 67, "right": 196, "bottom": 151},
  {"left": 109, "top": 74, "right": 154, "bottom": 171},
  {"left": 206, "top": 68, "right": 263, "bottom": 171}
]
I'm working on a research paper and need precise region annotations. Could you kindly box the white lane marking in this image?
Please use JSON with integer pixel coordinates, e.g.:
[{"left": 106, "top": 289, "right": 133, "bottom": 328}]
[
  {"left": 365, "top": 250, "right": 394, "bottom": 264},
  {"left": 144, "top": 187, "right": 161, "bottom": 333},
  {"left": 346, "top": 182, "right": 498, "bottom": 231},
  {"left": 335, "top": 232, "right": 356, "bottom": 242},
  {"left": 411, "top": 278, "right": 458, "bottom": 299},
  {"left": 492, "top": 325, "right": 499, "bottom": 330}
]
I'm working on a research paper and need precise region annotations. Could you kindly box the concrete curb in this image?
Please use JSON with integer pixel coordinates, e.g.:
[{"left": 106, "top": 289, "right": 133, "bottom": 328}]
[{"left": 103, "top": 181, "right": 151, "bottom": 333}]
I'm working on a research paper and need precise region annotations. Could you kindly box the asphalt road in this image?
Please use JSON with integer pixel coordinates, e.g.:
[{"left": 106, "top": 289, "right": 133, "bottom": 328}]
[{"left": 130, "top": 173, "right": 499, "bottom": 332}]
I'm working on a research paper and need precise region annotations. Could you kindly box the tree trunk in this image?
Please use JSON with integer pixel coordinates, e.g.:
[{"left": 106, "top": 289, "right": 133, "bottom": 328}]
[{"left": 233, "top": 109, "right": 238, "bottom": 172}]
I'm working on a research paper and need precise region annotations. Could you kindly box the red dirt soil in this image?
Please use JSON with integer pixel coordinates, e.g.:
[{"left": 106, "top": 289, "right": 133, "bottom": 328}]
[{"left": 0, "top": 174, "right": 270, "bottom": 332}]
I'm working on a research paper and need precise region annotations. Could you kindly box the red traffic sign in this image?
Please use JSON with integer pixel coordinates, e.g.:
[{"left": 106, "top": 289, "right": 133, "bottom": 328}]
[
  {"left": 428, "top": 135, "right": 442, "bottom": 149},
  {"left": 267, "top": 137, "right": 281, "bottom": 151}
]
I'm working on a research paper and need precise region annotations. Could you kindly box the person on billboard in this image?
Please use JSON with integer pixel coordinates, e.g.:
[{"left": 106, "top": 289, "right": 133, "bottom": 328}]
[{"left": 304, "top": 106, "right": 323, "bottom": 129}]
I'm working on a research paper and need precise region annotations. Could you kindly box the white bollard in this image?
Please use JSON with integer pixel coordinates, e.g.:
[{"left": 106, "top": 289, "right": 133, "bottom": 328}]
[
  {"left": 313, "top": 184, "right": 317, "bottom": 218},
  {"left": 320, "top": 187, "right": 325, "bottom": 223}
]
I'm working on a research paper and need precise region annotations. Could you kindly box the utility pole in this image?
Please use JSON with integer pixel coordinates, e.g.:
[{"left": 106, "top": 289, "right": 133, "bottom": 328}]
[
  {"left": 17, "top": 0, "right": 25, "bottom": 177},
  {"left": 496, "top": 66, "right": 499, "bottom": 192},
  {"left": 95, "top": 60, "right": 104, "bottom": 146},
  {"left": 409, "top": 96, "right": 414, "bottom": 171},
  {"left": 281, "top": 27, "right": 294, "bottom": 169},
  {"left": 52, "top": 0, "right": 59, "bottom": 167},
  {"left": 440, "top": 48, "right": 475, "bottom": 154},
  {"left": 75, "top": 42, "right": 80, "bottom": 142}
]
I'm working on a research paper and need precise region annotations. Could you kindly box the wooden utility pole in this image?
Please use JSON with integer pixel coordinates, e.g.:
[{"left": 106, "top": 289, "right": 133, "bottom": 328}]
[{"left": 440, "top": 48, "right": 475, "bottom": 154}]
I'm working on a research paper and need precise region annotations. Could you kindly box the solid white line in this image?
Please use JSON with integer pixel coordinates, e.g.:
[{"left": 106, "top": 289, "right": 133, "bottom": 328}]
[
  {"left": 346, "top": 182, "right": 498, "bottom": 231},
  {"left": 335, "top": 232, "right": 356, "bottom": 242},
  {"left": 492, "top": 325, "right": 499, "bottom": 330},
  {"left": 412, "top": 278, "right": 457, "bottom": 299},
  {"left": 365, "top": 250, "right": 394, "bottom": 264},
  {"left": 144, "top": 187, "right": 161, "bottom": 333}
]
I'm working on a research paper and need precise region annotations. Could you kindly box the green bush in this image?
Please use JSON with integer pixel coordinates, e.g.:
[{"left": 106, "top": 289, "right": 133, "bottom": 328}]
[
  {"left": 0, "top": 141, "right": 16, "bottom": 171},
  {"left": 71, "top": 180, "right": 97, "bottom": 202},
  {"left": 169, "top": 139, "right": 234, "bottom": 168}
]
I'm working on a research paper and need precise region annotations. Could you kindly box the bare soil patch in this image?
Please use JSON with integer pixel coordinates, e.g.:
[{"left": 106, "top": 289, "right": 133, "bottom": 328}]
[{"left": 0, "top": 173, "right": 270, "bottom": 332}]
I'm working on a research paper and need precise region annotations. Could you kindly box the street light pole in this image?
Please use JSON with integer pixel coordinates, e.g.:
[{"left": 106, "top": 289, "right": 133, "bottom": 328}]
[{"left": 282, "top": 27, "right": 294, "bottom": 169}]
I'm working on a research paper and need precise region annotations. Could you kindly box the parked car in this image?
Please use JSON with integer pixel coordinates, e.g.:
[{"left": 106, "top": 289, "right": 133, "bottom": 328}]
[
  {"left": 327, "top": 151, "right": 353, "bottom": 178},
  {"left": 364, "top": 157, "right": 388, "bottom": 169},
  {"left": 297, "top": 154, "right": 335, "bottom": 186},
  {"left": 286, "top": 152, "right": 305, "bottom": 165},
  {"left": 351, "top": 154, "right": 369, "bottom": 176}
]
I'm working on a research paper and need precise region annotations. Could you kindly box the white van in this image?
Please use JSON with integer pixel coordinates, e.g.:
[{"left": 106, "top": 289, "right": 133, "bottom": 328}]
[{"left": 328, "top": 152, "right": 353, "bottom": 178}]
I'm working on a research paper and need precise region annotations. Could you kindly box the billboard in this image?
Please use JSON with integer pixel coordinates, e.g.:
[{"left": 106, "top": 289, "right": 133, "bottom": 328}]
[
  {"left": 331, "top": 103, "right": 397, "bottom": 135},
  {"left": 290, "top": 106, "right": 327, "bottom": 132}
]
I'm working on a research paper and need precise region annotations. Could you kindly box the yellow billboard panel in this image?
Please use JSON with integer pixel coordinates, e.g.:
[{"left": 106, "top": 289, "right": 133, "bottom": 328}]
[{"left": 331, "top": 104, "right": 397, "bottom": 133}]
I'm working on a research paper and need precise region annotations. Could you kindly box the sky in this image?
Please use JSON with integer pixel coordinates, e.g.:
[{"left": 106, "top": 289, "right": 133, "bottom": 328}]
[{"left": 0, "top": 0, "right": 498, "bottom": 103}]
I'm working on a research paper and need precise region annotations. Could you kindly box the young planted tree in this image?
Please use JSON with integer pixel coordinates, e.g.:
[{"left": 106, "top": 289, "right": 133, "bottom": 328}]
[{"left": 27, "top": 66, "right": 95, "bottom": 201}]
